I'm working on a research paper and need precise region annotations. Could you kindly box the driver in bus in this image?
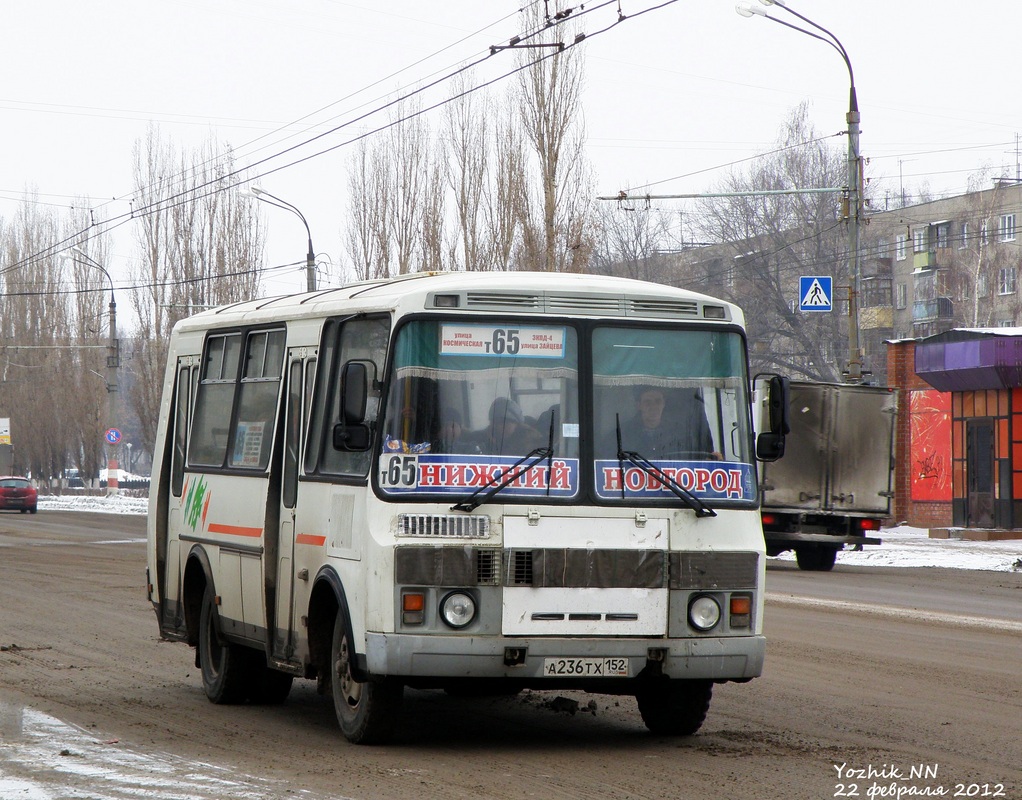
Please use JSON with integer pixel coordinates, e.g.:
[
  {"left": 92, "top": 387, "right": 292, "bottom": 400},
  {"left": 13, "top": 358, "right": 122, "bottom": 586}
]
[
  {"left": 618, "top": 386, "right": 720, "bottom": 460},
  {"left": 479, "top": 397, "right": 544, "bottom": 456}
]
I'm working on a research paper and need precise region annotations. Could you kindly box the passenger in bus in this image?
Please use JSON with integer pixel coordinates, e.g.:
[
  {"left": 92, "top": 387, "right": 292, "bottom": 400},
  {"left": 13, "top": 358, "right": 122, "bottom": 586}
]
[
  {"left": 432, "top": 408, "right": 471, "bottom": 454},
  {"left": 478, "top": 397, "right": 544, "bottom": 456},
  {"left": 617, "top": 386, "right": 720, "bottom": 460}
]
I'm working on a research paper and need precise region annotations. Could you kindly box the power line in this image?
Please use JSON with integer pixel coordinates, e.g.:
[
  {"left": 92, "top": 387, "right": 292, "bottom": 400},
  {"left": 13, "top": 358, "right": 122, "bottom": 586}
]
[{"left": 5, "top": 0, "right": 653, "bottom": 276}]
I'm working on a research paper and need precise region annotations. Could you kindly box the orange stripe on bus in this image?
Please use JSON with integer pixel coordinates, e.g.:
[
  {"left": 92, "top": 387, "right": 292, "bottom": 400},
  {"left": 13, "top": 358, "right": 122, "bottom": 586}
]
[
  {"left": 207, "top": 523, "right": 263, "bottom": 538},
  {"left": 295, "top": 533, "right": 327, "bottom": 546}
]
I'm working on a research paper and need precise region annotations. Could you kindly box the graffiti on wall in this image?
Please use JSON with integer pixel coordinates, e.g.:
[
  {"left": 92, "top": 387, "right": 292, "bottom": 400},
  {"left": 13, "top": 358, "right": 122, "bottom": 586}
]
[{"left": 910, "top": 389, "right": 952, "bottom": 502}]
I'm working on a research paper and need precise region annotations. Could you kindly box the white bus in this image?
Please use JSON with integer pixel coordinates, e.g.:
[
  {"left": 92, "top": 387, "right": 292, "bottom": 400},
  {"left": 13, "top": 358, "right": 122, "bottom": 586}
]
[{"left": 146, "top": 271, "right": 788, "bottom": 744}]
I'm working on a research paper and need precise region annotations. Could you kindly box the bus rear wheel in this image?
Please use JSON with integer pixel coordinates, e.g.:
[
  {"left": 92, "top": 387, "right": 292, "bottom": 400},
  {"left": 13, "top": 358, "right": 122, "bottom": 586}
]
[
  {"left": 330, "top": 613, "right": 402, "bottom": 744},
  {"left": 198, "top": 589, "right": 251, "bottom": 704},
  {"left": 636, "top": 678, "right": 712, "bottom": 736}
]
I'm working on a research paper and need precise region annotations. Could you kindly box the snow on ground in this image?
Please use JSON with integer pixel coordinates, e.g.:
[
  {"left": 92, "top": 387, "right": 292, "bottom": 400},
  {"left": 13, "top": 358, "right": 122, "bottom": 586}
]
[
  {"left": 36, "top": 494, "right": 1022, "bottom": 572},
  {"left": 774, "top": 526, "right": 1022, "bottom": 573},
  {"left": 38, "top": 493, "right": 148, "bottom": 516}
]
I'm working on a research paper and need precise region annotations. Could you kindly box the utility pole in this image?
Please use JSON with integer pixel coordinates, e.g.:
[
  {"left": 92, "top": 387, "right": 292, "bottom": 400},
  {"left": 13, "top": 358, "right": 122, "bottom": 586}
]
[
  {"left": 737, "top": 0, "right": 864, "bottom": 383},
  {"left": 71, "top": 247, "right": 119, "bottom": 494}
]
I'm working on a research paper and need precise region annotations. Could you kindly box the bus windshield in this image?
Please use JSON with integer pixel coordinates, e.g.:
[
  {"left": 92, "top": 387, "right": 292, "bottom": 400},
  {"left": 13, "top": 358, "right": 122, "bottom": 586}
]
[
  {"left": 376, "top": 318, "right": 755, "bottom": 505},
  {"left": 377, "top": 319, "right": 580, "bottom": 501},
  {"left": 591, "top": 325, "right": 755, "bottom": 504}
]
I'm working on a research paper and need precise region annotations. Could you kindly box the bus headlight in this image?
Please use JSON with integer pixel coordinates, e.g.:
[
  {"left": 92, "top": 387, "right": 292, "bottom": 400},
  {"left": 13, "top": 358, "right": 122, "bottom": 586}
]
[
  {"left": 688, "top": 595, "right": 721, "bottom": 632},
  {"left": 440, "top": 591, "right": 476, "bottom": 629}
]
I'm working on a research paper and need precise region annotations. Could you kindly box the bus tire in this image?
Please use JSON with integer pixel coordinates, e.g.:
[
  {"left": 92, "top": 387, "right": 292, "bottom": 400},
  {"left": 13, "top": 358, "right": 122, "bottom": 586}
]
[
  {"left": 636, "top": 679, "right": 712, "bottom": 736},
  {"left": 330, "top": 613, "right": 402, "bottom": 744},
  {"left": 198, "top": 589, "right": 251, "bottom": 705}
]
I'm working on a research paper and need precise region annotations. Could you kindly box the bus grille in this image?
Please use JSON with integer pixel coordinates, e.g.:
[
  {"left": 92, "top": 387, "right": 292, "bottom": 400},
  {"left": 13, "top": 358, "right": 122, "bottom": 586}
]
[
  {"left": 510, "top": 550, "right": 534, "bottom": 585},
  {"left": 395, "top": 546, "right": 501, "bottom": 586},
  {"left": 668, "top": 552, "right": 758, "bottom": 589},
  {"left": 397, "top": 513, "right": 490, "bottom": 539}
]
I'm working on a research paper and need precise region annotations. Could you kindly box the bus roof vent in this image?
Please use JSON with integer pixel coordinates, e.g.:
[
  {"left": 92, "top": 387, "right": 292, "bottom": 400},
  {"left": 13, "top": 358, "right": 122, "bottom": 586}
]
[
  {"left": 547, "top": 294, "right": 621, "bottom": 314},
  {"left": 627, "top": 298, "right": 701, "bottom": 318},
  {"left": 459, "top": 291, "right": 705, "bottom": 319},
  {"left": 464, "top": 292, "right": 542, "bottom": 310}
]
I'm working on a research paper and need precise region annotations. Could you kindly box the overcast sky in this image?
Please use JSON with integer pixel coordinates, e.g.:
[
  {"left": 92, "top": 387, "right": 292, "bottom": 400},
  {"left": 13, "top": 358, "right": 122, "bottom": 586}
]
[{"left": 2, "top": 1, "right": 1018, "bottom": 300}]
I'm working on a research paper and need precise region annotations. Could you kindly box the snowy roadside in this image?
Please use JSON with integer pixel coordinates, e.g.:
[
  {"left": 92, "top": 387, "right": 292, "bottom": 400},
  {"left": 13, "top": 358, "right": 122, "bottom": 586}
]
[{"left": 36, "top": 495, "right": 1022, "bottom": 573}]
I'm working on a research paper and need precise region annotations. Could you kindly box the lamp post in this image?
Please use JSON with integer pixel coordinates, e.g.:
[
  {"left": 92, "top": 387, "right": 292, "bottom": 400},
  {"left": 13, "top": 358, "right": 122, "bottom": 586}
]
[
  {"left": 246, "top": 186, "right": 317, "bottom": 292},
  {"left": 737, "top": 0, "right": 863, "bottom": 383},
  {"left": 70, "top": 247, "right": 120, "bottom": 494}
]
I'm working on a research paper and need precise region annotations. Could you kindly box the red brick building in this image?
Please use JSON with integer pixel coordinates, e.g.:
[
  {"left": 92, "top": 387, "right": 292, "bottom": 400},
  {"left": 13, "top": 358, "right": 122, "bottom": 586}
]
[{"left": 887, "top": 331, "right": 1022, "bottom": 540}]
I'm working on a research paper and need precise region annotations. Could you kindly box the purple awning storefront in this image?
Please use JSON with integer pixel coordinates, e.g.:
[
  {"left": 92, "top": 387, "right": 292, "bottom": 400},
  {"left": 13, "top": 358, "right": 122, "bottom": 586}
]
[{"left": 915, "top": 329, "right": 1022, "bottom": 391}]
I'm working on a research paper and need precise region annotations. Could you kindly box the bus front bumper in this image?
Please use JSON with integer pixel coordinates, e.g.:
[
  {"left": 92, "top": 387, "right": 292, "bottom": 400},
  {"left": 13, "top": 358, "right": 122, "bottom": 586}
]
[{"left": 364, "top": 633, "right": 764, "bottom": 682}]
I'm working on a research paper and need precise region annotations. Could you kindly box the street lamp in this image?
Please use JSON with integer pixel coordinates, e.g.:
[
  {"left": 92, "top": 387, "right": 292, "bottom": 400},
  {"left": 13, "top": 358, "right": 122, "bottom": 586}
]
[
  {"left": 737, "top": 0, "right": 864, "bottom": 383},
  {"left": 69, "top": 247, "right": 120, "bottom": 494},
  {"left": 245, "top": 186, "right": 317, "bottom": 292}
]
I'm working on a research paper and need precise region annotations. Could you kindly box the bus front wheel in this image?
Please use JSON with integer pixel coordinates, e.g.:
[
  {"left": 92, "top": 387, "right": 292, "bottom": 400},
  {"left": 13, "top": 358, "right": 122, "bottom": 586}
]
[
  {"left": 636, "top": 678, "right": 712, "bottom": 736},
  {"left": 330, "top": 613, "right": 402, "bottom": 744},
  {"left": 198, "top": 589, "right": 251, "bottom": 704}
]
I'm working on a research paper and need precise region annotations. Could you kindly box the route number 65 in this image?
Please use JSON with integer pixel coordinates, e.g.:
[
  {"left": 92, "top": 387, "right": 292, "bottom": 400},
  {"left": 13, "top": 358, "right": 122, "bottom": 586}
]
[{"left": 381, "top": 455, "right": 417, "bottom": 487}]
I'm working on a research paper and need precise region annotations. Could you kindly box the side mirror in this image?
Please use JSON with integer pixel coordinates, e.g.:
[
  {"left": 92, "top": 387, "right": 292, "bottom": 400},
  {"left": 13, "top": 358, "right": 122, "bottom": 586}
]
[
  {"left": 333, "top": 422, "right": 371, "bottom": 451},
  {"left": 754, "top": 374, "right": 790, "bottom": 462},
  {"left": 332, "top": 360, "right": 373, "bottom": 452},
  {"left": 340, "top": 361, "right": 369, "bottom": 424}
]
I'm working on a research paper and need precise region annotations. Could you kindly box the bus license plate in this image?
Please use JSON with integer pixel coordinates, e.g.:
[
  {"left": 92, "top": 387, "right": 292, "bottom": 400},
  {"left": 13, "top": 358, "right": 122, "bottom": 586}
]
[{"left": 543, "top": 657, "right": 629, "bottom": 677}]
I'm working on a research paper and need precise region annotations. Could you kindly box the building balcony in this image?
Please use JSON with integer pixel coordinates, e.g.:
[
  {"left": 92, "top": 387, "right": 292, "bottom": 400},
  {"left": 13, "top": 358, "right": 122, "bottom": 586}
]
[
  {"left": 912, "top": 297, "right": 953, "bottom": 323},
  {"left": 860, "top": 305, "right": 893, "bottom": 329},
  {"left": 912, "top": 250, "right": 938, "bottom": 271}
]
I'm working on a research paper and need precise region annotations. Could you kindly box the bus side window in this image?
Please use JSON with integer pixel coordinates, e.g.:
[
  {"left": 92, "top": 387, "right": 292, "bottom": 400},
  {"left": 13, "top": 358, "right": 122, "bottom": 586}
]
[
  {"left": 309, "top": 316, "right": 389, "bottom": 478},
  {"left": 282, "top": 359, "right": 304, "bottom": 509},
  {"left": 171, "top": 365, "right": 190, "bottom": 497},
  {"left": 189, "top": 333, "right": 242, "bottom": 467},
  {"left": 229, "top": 329, "right": 286, "bottom": 470}
]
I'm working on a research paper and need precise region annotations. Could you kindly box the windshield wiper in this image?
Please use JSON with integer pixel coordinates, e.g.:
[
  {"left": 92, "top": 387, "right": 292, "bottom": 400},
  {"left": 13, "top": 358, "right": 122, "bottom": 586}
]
[
  {"left": 615, "top": 414, "right": 716, "bottom": 518},
  {"left": 451, "top": 412, "right": 557, "bottom": 513}
]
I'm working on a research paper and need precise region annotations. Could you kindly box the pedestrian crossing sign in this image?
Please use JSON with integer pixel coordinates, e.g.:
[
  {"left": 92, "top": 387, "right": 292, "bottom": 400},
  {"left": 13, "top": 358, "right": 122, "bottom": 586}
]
[{"left": 799, "top": 276, "right": 833, "bottom": 312}]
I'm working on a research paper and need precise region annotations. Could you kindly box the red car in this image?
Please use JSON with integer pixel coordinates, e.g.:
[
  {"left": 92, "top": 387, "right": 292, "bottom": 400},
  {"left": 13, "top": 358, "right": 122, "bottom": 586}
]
[{"left": 0, "top": 476, "right": 38, "bottom": 513}]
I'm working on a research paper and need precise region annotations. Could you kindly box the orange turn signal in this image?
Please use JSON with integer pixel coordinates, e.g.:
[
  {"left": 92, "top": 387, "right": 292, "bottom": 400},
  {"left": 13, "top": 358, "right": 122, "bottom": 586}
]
[
  {"left": 730, "top": 596, "right": 752, "bottom": 615},
  {"left": 402, "top": 592, "right": 425, "bottom": 625}
]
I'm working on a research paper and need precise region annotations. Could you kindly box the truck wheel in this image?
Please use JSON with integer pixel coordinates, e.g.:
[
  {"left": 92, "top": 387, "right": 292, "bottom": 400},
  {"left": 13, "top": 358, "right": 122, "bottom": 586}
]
[
  {"left": 198, "top": 589, "right": 252, "bottom": 704},
  {"left": 330, "top": 613, "right": 402, "bottom": 744},
  {"left": 795, "top": 546, "right": 838, "bottom": 572},
  {"left": 636, "top": 679, "right": 712, "bottom": 735}
]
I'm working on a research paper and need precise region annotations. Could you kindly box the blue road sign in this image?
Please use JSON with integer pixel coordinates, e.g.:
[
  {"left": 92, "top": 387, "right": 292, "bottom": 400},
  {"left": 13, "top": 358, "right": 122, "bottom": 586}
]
[
  {"left": 799, "top": 276, "right": 833, "bottom": 312},
  {"left": 105, "top": 428, "right": 122, "bottom": 445}
]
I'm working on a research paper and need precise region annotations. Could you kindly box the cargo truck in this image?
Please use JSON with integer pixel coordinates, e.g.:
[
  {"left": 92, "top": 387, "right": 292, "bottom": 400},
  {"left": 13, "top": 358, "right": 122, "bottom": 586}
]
[{"left": 759, "top": 381, "right": 896, "bottom": 571}]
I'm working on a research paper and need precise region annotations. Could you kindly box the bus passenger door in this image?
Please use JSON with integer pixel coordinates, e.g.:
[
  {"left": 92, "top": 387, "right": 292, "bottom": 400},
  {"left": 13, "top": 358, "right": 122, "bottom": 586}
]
[
  {"left": 273, "top": 355, "right": 312, "bottom": 661},
  {"left": 158, "top": 357, "right": 197, "bottom": 635}
]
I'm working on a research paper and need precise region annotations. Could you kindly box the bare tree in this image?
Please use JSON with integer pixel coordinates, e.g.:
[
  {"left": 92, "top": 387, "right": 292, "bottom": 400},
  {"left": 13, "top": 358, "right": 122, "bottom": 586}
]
[
  {"left": 486, "top": 103, "right": 528, "bottom": 271},
  {"left": 65, "top": 209, "right": 113, "bottom": 486},
  {"left": 129, "top": 126, "right": 265, "bottom": 453},
  {"left": 389, "top": 104, "right": 431, "bottom": 276},
  {"left": 345, "top": 137, "right": 390, "bottom": 281},
  {"left": 344, "top": 99, "right": 449, "bottom": 278},
  {"left": 445, "top": 74, "right": 489, "bottom": 271},
  {"left": 691, "top": 103, "right": 848, "bottom": 381},
  {"left": 515, "top": 4, "right": 595, "bottom": 272},
  {"left": 0, "top": 195, "right": 74, "bottom": 482},
  {"left": 591, "top": 200, "right": 674, "bottom": 283}
]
